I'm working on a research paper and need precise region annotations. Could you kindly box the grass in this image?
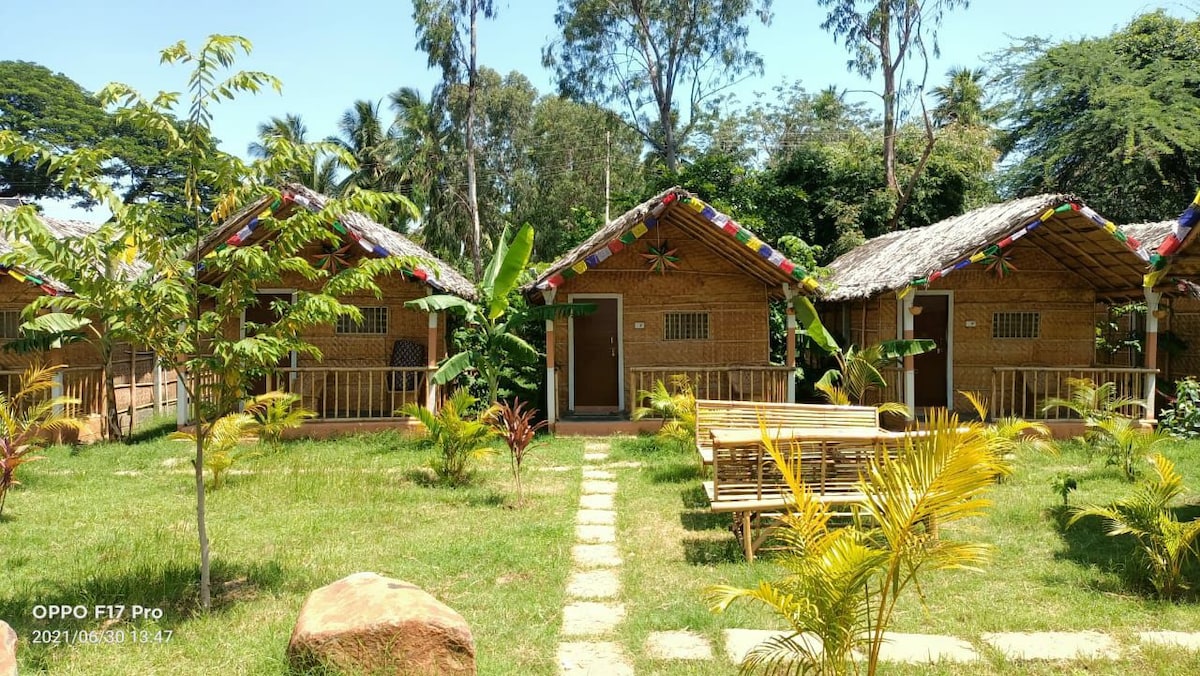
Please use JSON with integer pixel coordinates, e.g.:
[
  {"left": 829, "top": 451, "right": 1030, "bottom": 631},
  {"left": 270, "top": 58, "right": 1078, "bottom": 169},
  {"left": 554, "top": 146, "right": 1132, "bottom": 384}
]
[
  {"left": 609, "top": 434, "right": 1200, "bottom": 674},
  {"left": 3, "top": 416, "right": 582, "bottom": 674},
  {"left": 10, "top": 420, "right": 1200, "bottom": 674}
]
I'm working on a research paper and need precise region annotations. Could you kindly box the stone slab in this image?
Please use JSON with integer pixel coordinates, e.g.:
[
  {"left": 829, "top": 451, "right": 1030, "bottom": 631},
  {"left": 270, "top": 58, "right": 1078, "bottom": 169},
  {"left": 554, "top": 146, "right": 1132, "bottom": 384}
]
[
  {"left": 583, "top": 442, "right": 612, "bottom": 452},
  {"left": 875, "top": 632, "right": 978, "bottom": 664},
  {"left": 579, "top": 494, "right": 614, "bottom": 510},
  {"left": 575, "top": 524, "right": 616, "bottom": 543},
  {"left": 645, "top": 630, "right": 714, "bottom": 660},
  {"left": 581, "top": 480, "right": 618, "bottom": 495},
  {"left": 725, "top": 629, "right": 822, "bottom": 664},
  {"left": 576, "top": 509, "right": 616, "bottom": 525},
  {"left": 583, "top": 453, "right": 608, "bottom": 463},
  {"left": 982, "top": 631, "right": 1119, "bottom": 661},
  {"left": 561, "top": 602, "right": 626, "bottom": 636},
  {"left": 565, "top": 570, "right": 620, "bottom": 599},
  {"left": 582, "top": 469, "right": 614, "bottom": 480},
  {"left": 558, "top": 641, "right": 634, "bottom": 676},
  {"left": 572, "top": 544, "right": 622, "bottom": 568},
  {"left": 1140, "top": 631, "right": 1200, "bottom": 650}
]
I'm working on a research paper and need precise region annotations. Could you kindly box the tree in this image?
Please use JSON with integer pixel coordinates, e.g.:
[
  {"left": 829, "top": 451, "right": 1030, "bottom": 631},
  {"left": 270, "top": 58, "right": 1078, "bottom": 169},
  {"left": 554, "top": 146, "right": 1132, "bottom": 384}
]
[
  {"left": 817, "top": 0, "right": 971, "bottom": 224},
  {"left": 995, "top": 11, "right": 1200, "bottom": 222},
  {"left": 406, "top": 223, "right": 589, "bottom": 405},
  {"left": 931, "top": 66, "right": 989, "bottom": 128},
  {"left": 248, "top": 114, "right": 340, "bottom": 194},
  {"left": 544, "top": 0, "right": 773, "bottom": 174},
  {"left": 413, "top": 0, "right": 499, "bottom": 280},
  {"left": 0, "top": 61, "right": 110, "bottom": 202}
]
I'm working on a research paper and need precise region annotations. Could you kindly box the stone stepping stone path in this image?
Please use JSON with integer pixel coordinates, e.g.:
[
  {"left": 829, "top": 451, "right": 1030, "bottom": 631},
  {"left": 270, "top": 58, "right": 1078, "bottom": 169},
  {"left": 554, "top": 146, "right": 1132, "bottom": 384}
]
[
  {"left": 982, "top": 630, "right": 1120, "bottom": 661},
  {"left": 557, "top": 442, "right": 635, "bottom": 675}
]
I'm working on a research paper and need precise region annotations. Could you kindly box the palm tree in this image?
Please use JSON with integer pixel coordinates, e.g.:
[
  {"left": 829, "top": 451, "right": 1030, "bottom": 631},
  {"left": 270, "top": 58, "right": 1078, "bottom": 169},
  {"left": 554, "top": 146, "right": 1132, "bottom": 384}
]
[
  {"left": 332, "top": 100, "right": 405, "bottom": 195},
  {"left": 247, "top": 114, "right": 339, "bottom": 194},
  {"left": 932, "top": 67, "right": 990, "bottom": 128},
  {"left": 0, "top": 362, "right": 85, "bottom": 516}
]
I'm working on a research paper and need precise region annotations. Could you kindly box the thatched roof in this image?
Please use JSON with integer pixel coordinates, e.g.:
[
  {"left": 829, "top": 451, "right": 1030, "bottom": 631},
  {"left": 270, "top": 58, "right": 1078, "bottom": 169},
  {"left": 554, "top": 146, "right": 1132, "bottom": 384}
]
[
  {"left": 1122, "top": 220, "right": 1174, "bottom": 250},
  {"left": 526, "top": 187, "right": 815, "bottom": 299},
  {"left": 0, "top": 204, "right": 148, "bottom": 295},
  {"left": 198, "top": 184, "right": 476, "bottom": 299},
  {"left": 823, "top": 194, "right": 1154, "bottom": 301}
]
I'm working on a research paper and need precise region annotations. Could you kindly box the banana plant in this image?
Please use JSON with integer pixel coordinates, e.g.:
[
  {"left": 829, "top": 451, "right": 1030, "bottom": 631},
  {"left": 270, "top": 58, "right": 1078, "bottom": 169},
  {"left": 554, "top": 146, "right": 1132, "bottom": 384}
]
[
  {"left": 794, "top": 296, "right": 933, "bottom": 417},
  {"left": 405, "top": 223, "right": 593, "bottom": 404}
]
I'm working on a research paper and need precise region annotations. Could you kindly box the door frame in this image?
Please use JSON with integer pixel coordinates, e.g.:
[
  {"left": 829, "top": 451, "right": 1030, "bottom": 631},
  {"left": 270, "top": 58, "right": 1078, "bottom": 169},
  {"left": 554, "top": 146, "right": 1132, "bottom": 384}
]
[
  {"left": 567, "top": 293, "right": 624, "bottom": 412},
  {"left": 896, "top": 290, "right": 954, "bottom": 409},
  {"left": 241, "top": 289, "right": 299, "bottom": 372}
]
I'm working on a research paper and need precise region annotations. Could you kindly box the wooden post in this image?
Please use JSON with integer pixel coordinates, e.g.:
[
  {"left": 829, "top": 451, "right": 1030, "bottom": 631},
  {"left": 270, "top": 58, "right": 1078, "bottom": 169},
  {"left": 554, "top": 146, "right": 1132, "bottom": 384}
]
[
  {"left": 426, "top": 305, "right": 439, "bottom": 412},
  {"left": 902, "top": 293, "right": 916, "bottom": 418},
  {"left": 52, "top": 370, "right": 64, "bottom": 416},
  {"left": 176, "top": 373, "right": 189, "bottom": 426},
  {"left": 543, "top": 288, "right": 557, "bottom": 427},
  {"left": 783, "top": 283, "right": 796, "bottom": 403},
  {"left": 1144, "top": 288, "right": 1162, "bottom": 422}
]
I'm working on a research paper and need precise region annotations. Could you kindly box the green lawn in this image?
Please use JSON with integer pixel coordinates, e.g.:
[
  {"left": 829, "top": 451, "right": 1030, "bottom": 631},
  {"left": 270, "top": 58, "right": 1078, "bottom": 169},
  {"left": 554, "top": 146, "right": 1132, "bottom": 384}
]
[{"left": 7, "top": 421, "right": 1200, "bottom": 674}]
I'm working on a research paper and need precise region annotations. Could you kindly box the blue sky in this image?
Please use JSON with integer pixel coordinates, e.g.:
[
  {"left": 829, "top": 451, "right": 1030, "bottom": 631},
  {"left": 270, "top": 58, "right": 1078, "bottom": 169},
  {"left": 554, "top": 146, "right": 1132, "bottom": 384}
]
[{"left": 1, "top": 0, "right": 1189, "bottom": 221}]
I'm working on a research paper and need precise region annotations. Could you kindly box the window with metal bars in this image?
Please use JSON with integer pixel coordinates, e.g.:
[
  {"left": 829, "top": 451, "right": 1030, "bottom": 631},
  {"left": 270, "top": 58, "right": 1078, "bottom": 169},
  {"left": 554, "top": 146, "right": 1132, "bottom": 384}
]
[
  {"left": 336, "top": 307, "right": 389, "bottom": 335},
  {"left": 0, "top": 311, "right": 20, "bottom": 340},
  {"left": 992, "top": 311, "right": 1040, "bottom": 339},
  {"left": 664, "top": 312, "right": 709, "bottom": 340}
]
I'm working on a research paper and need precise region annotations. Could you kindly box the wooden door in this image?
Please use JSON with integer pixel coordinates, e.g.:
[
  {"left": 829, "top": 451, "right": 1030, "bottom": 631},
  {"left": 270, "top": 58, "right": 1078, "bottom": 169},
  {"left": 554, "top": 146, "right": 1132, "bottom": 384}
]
[
  {"left": 572, "top": 298, "right": 620, "bottom": 411},
  {"left": 913, "top": 295, "right": 949, "bottom": 408},
  {"left": 244, "top": 292, "right": 293, "bottom": 396}
]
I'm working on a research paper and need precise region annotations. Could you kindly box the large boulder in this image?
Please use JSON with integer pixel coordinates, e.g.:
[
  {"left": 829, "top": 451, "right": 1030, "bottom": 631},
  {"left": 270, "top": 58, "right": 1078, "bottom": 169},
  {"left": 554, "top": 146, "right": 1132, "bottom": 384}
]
[
  {"left": 287, "top": 572, "right": 475, "bottom": 675},
  {"left": 0, "top": 620, "right": 16, "bottom": 676}
]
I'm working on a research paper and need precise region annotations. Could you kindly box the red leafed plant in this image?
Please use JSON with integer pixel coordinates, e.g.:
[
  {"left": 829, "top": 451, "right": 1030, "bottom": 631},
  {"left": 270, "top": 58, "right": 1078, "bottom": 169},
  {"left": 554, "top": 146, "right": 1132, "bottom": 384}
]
[
  {"left": 487, "top": 399, "right": 548, "bottom": 506},
  {"left": 0, "top": 362, "right": 85, "bottom": 517}
]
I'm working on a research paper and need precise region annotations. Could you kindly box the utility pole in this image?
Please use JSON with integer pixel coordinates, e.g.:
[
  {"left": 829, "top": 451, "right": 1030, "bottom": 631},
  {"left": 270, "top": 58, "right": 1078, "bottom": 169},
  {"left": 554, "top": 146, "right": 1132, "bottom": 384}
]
[{"left": 604, "top": 130, "right": 612, "bottom": 224}]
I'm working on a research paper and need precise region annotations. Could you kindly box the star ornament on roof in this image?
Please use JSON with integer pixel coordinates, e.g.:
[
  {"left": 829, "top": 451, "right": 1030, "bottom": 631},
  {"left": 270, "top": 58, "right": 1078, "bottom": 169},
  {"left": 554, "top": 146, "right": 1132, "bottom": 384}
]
[
  {"left": 982, "top": 249, "right": 1018, "bottom": 279},
  {"left": 641, "top": 241, "right": 680, "bottom": 274},
  {"left": 316, "top": 242, "right": 356, "bottom": 273}
]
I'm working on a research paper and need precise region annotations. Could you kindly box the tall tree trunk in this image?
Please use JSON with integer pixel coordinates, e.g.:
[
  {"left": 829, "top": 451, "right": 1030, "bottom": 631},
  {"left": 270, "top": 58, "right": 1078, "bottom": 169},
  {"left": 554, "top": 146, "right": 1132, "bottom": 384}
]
[
  {"left": 880, "top": 4, "right": 898, "bottom": 192},
  {"left": 889, "top": 103, "right": 938, "bottom": 229},
  {"left": 466, "top": 0, "right": 483, "bottom": 280},
  {"left": 189, "top": 365, "right": 210, "bottom": 611},
  {"left": 662, "top": 102, "right": 677, "bottom": 173},
  {"left": 101, "top": 341, "right": 123, "bottom": 441}
]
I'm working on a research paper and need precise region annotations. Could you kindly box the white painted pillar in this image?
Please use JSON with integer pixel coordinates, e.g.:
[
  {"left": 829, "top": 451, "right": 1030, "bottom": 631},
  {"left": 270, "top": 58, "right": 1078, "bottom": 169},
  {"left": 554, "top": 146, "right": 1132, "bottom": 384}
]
[
  {"left": 152, "top": 360, "right": 163, "bottom": 414},
  {"left": 176, "top": 374, "right": 189, "bottom": 426},
  {"left": 902, "top": 293, "right": 916, "bottom": 419},
  {"left": 426, "top": 309, "right": 439, "bottom": 411},
  {"left": 543, "top": 288, "right": 557, "bottom": 426},
  {"left": 52, "top": 370, "right": 64, "bottom": 416},
  {"left": 1144, "top": 288, "right": 1162, "bottom": 422}
]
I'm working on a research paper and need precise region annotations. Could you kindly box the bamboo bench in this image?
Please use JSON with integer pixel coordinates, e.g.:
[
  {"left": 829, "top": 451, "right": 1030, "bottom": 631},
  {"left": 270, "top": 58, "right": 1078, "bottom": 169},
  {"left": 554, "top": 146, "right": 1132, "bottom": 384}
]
[
  {"left": 703, "top": 425, "right": 901, "bottom": 561},
  {"left": 694, "top": 399, "right": 882, "bottom": 466}
]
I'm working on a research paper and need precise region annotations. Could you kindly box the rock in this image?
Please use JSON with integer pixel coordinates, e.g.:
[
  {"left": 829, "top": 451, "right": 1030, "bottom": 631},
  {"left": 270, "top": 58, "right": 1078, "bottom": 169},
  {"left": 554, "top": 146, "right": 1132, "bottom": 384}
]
[
  {"left": 0, "top": 621, "right": 16, "bottom": 676},
  {"left": 287, "top": 572, "right": 475, "bottom": 675}
]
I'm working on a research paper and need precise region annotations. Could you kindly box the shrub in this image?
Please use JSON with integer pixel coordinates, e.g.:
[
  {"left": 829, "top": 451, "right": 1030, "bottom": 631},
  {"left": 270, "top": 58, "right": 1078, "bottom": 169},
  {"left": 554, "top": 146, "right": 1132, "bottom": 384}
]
[
  {"left": 401, "top": 388, "right": 496, "bottom": 486},
  {"left": 1069, "top": 454, "right": 1200, "bottom": 600},
  {"left": 245, "top": 391, "right": 315, "bottom": 449},
  {"left": 631, "top": 375, "right": 696, "bottom": 448},
  {"left": 0, "top": 362, "right": 85, "bottom": 516},
  {"left": 1089, "top": 415, "right": 1170, "bottom": 482},
  {"left": 168, "top": 412, "right": 257, "bottom": 489},
  {"left": 1159, "top": 377, "right": 1200, "bottom": 439},
  {"left": 487, "top": 399, "right": 547, "bottom": 506},
  {"left": 1042, "top": 377, "right": 1143, "bottom": 424}
]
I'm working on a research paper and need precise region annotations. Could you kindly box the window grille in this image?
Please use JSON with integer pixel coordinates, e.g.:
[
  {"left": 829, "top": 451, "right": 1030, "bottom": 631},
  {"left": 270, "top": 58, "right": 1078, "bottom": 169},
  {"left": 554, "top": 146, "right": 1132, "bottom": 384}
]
[
  {"left": 664, "top": 312, "right": 709, "bottom": 340},
  {"left": 0, "top": 311, "right": 21, "bottom": 340},
  {"left": 992, "top": 311, "right": 1039, "bottom": 339},
  {"left": 336, "top": 307, "right": 389, "bottom": 335}
]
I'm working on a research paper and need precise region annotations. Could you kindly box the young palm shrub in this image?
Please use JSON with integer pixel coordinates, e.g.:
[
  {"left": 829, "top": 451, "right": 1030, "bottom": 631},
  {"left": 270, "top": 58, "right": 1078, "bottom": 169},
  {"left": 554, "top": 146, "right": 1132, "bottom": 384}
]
[
  {"left": 1042, "top": 377, "right": 1144, "bottom": 424},
  {"left": 168, "top": 413, "right": 257, "bottom": 489},
  {"left": 1089, "top": 415, "right": 1170, "bottom": 482},
  {"left": 245, "top": 391, "right": 316, "bottom": 450},
  {"left": 401, "top": 388, "right": 496, "bottom": 486},
  {"left": 487, "top": 399, "right": 548, "bottom": 506},
  {"left": 708, "top": 409, "right": 1003, "bottom": 675},
  {"left": 0, "top": 362, "right": 85, "bottom": 517},
  {"left": 962, "top": 391, "right": 1055, "bottom": 478},
  {"left": 1069, "top": 454, "right": 1200, "bottom": 600},
  {"left": 631, "top": 374, "right": 696, "bottom": 448}
]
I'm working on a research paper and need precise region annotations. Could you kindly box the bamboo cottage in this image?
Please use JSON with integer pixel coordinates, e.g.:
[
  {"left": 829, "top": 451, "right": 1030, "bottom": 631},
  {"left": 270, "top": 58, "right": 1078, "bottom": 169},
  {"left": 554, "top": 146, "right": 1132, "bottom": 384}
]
[
  {"left": 820, "top": 194, "right": 1159, "bottom": 430},
  {"left": 526, "top": 187, "right": 818, "bottom": 433},
  {"left": 0, "top": 205, "right": 176, "bottom": 440},
  {"left": 184, "top": 184, "right": 475, "bottom": 434}
]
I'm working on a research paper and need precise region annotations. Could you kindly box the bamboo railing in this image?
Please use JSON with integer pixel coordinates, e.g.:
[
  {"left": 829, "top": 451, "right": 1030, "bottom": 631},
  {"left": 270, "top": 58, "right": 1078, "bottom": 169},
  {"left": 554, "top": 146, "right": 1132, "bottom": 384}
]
[
  {"left": 991, "top": 366, "right": 1155, "bottom": 420},
  {"left": 627, "top": 365, "right": 793, "bottom": 411},
  {"left": 262, "top": 366, "right": 438, "bottom": 421}
]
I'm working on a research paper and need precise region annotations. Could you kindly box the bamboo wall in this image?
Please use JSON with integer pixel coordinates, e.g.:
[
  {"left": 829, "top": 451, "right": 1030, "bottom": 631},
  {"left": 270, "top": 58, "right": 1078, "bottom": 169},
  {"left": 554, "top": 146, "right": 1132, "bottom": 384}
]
[
  {"left": 1159, "top": 295, "right": 1200, "bottom": 382},
  {"left": 823, "top": 239, "right": 1098, "bottom": 414},
  {"left": 549, "top": 219, "right": 774, "bottom": 414}
]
